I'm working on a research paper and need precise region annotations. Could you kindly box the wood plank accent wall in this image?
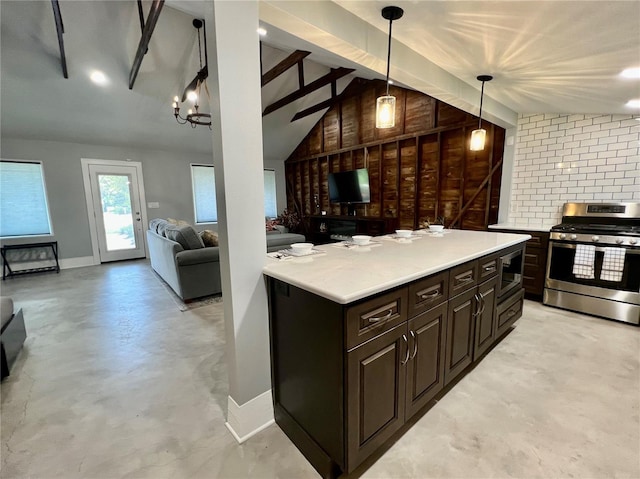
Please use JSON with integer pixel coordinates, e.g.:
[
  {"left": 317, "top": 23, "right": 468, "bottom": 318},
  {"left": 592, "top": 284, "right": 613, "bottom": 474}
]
[{"left": 285, "top": 79, "right": 505, "bottom": 231}]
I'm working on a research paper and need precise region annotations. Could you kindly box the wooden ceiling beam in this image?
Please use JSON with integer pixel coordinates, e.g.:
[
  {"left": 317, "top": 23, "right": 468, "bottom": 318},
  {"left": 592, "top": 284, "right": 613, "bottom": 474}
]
[
  {"left": 50, "top": 0, "right": 68, "bottom": 78},
  {"left": 291, "top": 77, "right": 366, "bottom": 122},
  {"left": 262, "top": 50, "right": 311, "bottom": 87},
  {"left": 263, "top": 67, "right": 355, "bottom": 116},
  {"left": 129, "top": 0, "right": 164, "bottom": 90}
]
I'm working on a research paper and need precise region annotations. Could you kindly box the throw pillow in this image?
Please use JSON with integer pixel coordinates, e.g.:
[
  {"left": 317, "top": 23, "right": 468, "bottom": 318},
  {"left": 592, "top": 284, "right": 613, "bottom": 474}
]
[
  {"left": 199, "top": 230, "right": 219, "bottom": 247},
  {"left": 164, "top": 224, "right": 204, "bottom": 250},
  {"left": 167, "top": 218, "right": 191, "bottom": 227},
  {"left": 149, "top": 218, "right": 166, "bottom": 234},
  {"left": 266, "top": 219, "right": 278, "bottom": 231}
]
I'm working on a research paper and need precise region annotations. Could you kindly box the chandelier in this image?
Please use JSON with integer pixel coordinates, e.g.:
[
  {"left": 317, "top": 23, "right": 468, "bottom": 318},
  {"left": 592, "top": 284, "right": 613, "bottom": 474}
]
[{"left": 172, "top": 19, "right": 211, "bottom": 129}]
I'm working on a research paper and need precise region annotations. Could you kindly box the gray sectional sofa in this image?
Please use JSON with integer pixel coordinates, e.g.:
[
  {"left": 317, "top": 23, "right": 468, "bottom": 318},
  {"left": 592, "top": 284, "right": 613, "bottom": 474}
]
[{"left": 147, "top": 219, "right": 304, "bottom": 301}]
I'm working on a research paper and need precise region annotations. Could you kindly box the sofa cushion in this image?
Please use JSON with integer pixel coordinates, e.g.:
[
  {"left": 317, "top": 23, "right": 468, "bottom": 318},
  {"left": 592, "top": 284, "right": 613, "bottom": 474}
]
[
  {"left": 199, "top": 230, "right": 219, "bottom": 247},
  {"left": 1, "top": 297, "right": 14, "bottom": 329},
  {"left": 164, "top": 224, "right": 204, "bottom": 250}
]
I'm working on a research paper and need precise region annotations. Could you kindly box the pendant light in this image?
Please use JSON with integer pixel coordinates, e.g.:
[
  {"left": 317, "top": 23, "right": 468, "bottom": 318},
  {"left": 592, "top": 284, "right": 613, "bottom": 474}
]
[
  {"left": 376, "top": 6, "right": 403, "bottom": 129},
  {"left": 470, "top": 75, "right": 493, "bottom": 151}
]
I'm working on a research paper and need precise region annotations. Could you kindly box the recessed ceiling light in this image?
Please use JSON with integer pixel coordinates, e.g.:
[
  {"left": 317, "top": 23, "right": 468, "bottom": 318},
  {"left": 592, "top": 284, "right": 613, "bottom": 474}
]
[
  {"left": 620, "top": 67, "right": 640, "bottom": 79},
  {"left": 257, "top": 27, "right": 267, "bottom": 36},
  {"left": 626, "top": 99, "right": 640, "bottom": 108},
  {"left": 90, "top": 70, "right": 108, "bottom": 86},
  {"left": 388, "top": 80, "right": 394, "bottom": 85}
]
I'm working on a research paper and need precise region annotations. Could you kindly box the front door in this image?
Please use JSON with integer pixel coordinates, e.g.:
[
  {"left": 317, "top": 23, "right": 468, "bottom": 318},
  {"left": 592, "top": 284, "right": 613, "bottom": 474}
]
[{"left": 87, "top": 164, "right": 146, "bottom": 262}]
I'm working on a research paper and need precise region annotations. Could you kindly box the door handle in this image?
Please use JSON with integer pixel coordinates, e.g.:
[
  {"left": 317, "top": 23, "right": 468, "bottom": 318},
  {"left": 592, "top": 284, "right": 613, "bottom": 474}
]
[
  {"left": 472, "top": 293, "right": 480, "bottom": 316},
  {"left": 410, "top": 330, "right": 418, "bottom": 360},
  {"left": 478, "top": 292, "right": 486, "bottom": 315},
  {"left": 401, "top": 334, "right": 410, "bottom": 365}
]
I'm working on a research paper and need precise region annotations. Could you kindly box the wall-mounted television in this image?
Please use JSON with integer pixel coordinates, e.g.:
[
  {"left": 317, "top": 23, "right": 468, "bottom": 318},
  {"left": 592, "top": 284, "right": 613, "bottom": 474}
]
[{"left": 328, "top": 168, "right": 371, "bottom": 204}]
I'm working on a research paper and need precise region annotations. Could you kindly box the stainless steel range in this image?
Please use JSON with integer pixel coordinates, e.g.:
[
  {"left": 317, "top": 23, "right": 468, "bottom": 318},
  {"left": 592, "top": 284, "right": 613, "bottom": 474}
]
[{"left": 544, "top": 202, "right": 640, "bottom": 325}]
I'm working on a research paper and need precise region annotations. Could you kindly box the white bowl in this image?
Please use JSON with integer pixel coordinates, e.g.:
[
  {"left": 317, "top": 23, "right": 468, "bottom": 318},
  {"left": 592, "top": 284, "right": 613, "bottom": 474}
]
[
  {"left": 352, "top": 235, "right": 372, "bottom": 245},
  {"left": 428, "top": 225, "right": 445, "bottom": 232},
  {"left": 395, "top": 229, "right": 413, "bottom": 238},
  {"left": 290, "top": 242, "right": 314, "bottom": 253}
]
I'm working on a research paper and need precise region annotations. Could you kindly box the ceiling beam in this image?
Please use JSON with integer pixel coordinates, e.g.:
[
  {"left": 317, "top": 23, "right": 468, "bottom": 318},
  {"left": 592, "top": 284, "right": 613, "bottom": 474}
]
[
  {"left": 291, "top": 78, "right": 366, "bottom": 122},
  {"left": 261, "top": 50, "right": 310, "bottom": 87},
  {"left": 263, "top": 67, "right": 355, "bottom": 116},
  {"left": 129, "top": 0, "right": 164, "bottom": 90},
  {"left": 50, "top": 0, "right": 68, "bottom": 79}
]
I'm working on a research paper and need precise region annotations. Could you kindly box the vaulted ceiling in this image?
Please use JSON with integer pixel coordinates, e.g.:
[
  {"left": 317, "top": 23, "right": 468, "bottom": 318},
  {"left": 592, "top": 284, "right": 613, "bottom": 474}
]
[{"left": 1, "top": 1, "right": 639, "bottom": 160}]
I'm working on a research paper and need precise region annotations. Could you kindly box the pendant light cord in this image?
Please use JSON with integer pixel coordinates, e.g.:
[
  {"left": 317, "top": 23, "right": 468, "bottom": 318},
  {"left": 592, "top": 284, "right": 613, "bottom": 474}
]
[
  {"left": 385, "top": 18, "right": 393, "bottom": 96},
  {"left": 478, "top": 80, "right": 485, "bottom": 129}
]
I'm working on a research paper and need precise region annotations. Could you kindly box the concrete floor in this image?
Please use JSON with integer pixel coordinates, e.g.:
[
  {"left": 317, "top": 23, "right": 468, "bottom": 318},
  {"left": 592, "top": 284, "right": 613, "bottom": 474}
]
[{"left": 1, "top": 261, "right": 638, "bottom": 478}]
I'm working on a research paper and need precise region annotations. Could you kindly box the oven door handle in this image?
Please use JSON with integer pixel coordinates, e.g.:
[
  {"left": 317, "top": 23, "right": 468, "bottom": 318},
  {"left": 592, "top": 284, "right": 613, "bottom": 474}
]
[{"left": 549, "top": 242, "right": 640, "bottom": 254}]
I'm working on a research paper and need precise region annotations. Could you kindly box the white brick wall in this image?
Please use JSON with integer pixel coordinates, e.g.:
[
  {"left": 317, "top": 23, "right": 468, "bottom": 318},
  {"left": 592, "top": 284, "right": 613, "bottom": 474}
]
[{"left": 509, "top": 114, "right": 640, "bottom": 227}]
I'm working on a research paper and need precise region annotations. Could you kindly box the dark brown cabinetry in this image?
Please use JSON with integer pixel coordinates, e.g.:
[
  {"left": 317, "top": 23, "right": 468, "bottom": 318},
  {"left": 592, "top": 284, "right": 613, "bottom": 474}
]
[
  {"left": 347, "top": 322, "right": 406, "bottom": 470},
  {"left": 267, "top": 244, "right": 525, "bottom": 479},
  {"left": 491, "top": 229, "right": 549, "bottom": 298}
]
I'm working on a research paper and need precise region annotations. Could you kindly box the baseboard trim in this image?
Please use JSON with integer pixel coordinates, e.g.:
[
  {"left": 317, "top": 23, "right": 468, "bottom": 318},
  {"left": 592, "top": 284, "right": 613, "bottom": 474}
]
[
  {"left": 60, "top": 256, "right": 96, "bottom": 269},
  {"left": 225, "top": 389, "right": 275, "bottom": 443}
]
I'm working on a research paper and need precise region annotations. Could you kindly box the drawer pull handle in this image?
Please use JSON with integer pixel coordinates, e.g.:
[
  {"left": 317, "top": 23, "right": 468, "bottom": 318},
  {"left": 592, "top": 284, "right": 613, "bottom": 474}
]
[
  {"left": 472, "top": 293, "right": 481, "bottom": 317},
  {"left": 507, "top": 309, "right": 518, "bottom": 318},
  {"left": 457, "top": 274, "right": 473, "bottom": 284},
  {"left": 478, "top": 292, "right": 486, "bottom": 315},
  {"left": 410, "top": 330, "right": 418, "bottom": 360},
  {"left": 484, "top": 265, "right": 496, "bottom": 272},
  {"left": 419, "top": 290, "right": 440, "bottom": 300},
  {"left": 368, "top": 309, "right": 393, "bottom": 323},
  {"left": 401, "top": 334, "right": 410, "bottom": 365}
]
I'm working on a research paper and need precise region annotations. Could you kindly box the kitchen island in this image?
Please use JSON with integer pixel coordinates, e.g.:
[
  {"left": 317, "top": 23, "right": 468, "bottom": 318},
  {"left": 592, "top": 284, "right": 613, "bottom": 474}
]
[{"left": 264, "top": 229, "right": 530, "bottom": 478}]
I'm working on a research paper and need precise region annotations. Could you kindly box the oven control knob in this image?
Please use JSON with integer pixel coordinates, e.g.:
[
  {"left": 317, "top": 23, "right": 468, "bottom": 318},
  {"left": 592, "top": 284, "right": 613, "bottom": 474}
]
[
  {"left": 559, "top": 233, "right": 566, "bottom": 240},
  {"left": 570, "top": 234, "right": 577, "bottom": 240},
  {"left": 616, "top": 238, "right": 624, "bottom": 245},
  {"left": 592, "top": 236, "right": 599, "bottom": 242},
  {"left": 630, "top": 239, "right": 637, "bottom": 245}
]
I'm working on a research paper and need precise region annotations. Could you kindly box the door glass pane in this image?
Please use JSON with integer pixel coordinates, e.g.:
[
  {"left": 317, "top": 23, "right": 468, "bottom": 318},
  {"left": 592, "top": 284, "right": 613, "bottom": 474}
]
[{"left": 98, "top": 174, "right": 136, "bottom": 251}]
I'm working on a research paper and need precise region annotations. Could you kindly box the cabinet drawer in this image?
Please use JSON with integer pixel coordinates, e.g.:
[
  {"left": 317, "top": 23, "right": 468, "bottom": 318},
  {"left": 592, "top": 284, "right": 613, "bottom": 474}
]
[
  {"left": 478, "top": 254, "right": 499, "bottom": 281},
  {"left": 496, "top": 288, "right": 524, "bottom": 337},
  {"left": 407, "top": 271, "right": 449, "bottom": 318},
  {"left": 526, "top": 232, "right": 549, "bottom": 249},
  {"left": 346, "top": 288, "right": 408, "bottom": 350},
  {"left": 449, "top": 260, "right": 478, "bottom": 296}
]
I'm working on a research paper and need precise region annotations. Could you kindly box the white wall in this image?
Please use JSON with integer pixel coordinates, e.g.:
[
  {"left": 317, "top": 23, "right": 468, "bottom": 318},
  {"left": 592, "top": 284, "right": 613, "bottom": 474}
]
[
  {"left": 507, "top": 114, "right": 640, "bottom": 227},
  {"left": 1, "top": 138, "right": 290, "bottom": 261}
]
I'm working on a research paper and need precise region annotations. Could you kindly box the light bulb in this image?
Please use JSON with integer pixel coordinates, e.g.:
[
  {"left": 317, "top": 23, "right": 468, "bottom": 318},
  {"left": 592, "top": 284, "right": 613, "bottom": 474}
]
[
  {"left": 172, "top": 102, "right": 177, "bottom": 108},
  {"left": 187, "top": 91, "right": 198, "bottom": 102},
  {"left": 470, "top": 129, "right": 487, "bottom": 151},
  {"left": 173, "top": 96, "right": 179, "bottom": 103},
  {"left": 188, "top": 109, "right": 193, "bottom": 115},
  {"left": 376, "top": 95, "right": 396, "bottom": 128}
]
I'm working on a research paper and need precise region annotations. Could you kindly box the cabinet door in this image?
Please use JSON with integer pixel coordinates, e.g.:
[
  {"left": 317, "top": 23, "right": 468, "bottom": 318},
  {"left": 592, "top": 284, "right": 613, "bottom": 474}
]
[
  {"left": 473, "top": 276, "right": 498, "bottom": 361},
  {"left": 347, "top": 323, "right": 407, "bottom": 472},
  {"left": 444, "top": 288, "right": 476, "bottom": 386},
  {"left": 405, "top": 302, "right": 447, "bottom": 420}
]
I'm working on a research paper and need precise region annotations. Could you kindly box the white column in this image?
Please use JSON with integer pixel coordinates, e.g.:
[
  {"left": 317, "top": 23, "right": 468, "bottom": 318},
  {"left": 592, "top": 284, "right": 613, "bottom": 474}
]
[{"left": 205, "top": 1, "right": 273, "bottom": 442}]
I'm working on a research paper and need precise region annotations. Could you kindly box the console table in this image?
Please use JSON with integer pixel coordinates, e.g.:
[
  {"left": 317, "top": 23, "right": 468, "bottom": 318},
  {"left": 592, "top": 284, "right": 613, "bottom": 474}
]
[
  {"left": 1, "top": 241, "right": 60, "bottom": 279},
  {"left": 309, "top": 215, "right": 397, "bottom": 244}
]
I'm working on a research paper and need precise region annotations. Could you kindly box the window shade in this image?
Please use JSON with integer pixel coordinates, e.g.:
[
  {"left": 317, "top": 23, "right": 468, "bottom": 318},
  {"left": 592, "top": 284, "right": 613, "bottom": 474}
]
[
  {"left": 0, "top": 161, "right": 52, "bottom": 237},
  {"left": 191, "top": 165, "right": 218, "bottom": 223},
  {"left": 264, "top": 169, "right": 277, "bottom": 219}
]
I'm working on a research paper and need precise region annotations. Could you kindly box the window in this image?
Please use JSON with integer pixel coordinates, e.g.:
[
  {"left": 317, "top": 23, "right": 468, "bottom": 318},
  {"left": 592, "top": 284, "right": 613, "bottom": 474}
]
[
  {"left": 264, "top": 169, "right": 277, "bottom": 219},
  {"left": 0, "top": 160, "right": 52, "bottom": 237},
  {"left": 191, "top": 164, "right": 218, "bottom": 224},
  {"left": 191, "top": 165, "right": 278, "bottom": 223}
]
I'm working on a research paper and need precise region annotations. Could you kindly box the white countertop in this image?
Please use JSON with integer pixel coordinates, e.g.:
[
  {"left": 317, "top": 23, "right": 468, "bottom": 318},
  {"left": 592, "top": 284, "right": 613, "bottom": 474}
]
[
  {"left": 263, "top": 230, "right": 530, "bottom": 304},
  {"left": 488, "top": 223, "right": 553, "bottom": 232}
]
